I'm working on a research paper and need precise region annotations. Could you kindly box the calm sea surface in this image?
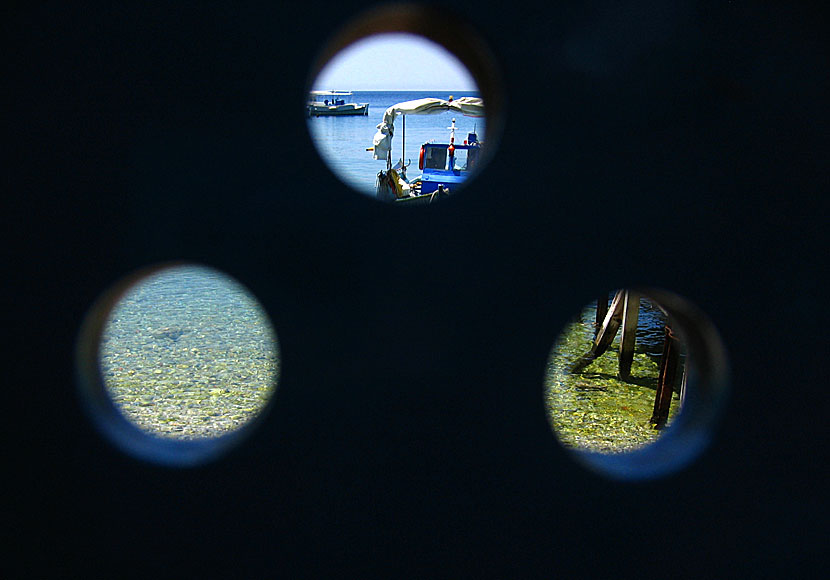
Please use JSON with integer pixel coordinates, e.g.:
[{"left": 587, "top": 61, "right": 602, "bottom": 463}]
[{"left": 307, "top": 90, "right": 485, "bottom": 197}]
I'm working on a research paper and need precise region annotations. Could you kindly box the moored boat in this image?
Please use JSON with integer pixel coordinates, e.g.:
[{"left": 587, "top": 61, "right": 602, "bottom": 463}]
[
  {"left": 307, "top": 90, "right": 369, "bottom": 117},
  {"left": 371, "top": 96, "right": 484, "bottom": 203}
]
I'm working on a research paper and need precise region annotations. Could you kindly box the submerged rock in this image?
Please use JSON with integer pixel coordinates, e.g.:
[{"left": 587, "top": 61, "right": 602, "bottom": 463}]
[{"left": 151, "top": 326, "right": 186, "bottom": 342}]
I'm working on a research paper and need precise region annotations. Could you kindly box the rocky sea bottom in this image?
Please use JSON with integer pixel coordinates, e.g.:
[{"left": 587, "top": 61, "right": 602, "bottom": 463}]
[{"left": 99, "top": 266, "right": 279, "bottom": 439}]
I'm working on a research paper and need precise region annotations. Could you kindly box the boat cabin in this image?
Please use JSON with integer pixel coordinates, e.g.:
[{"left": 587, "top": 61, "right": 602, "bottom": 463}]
[{"left": 418, "top": 131, "right": 481, "bottom": 195}]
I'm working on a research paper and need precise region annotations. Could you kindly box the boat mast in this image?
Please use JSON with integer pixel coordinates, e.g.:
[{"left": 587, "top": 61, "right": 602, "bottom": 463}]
[{"left": 448, "top": 118, "right": 457, "bottom": 168}]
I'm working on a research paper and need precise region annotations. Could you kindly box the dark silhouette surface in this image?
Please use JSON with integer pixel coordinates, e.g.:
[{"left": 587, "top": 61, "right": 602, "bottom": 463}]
[{"left": 6, "top": 2, "right": 825, "bottom": 576}]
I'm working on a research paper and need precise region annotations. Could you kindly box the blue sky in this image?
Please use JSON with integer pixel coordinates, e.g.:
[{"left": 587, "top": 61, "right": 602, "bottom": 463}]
[{"left": 312, "top": 33, "right": 478, "bottom": 91}]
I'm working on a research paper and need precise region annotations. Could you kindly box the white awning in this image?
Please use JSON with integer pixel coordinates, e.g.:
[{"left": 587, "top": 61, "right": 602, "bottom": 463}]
[
  {"left": 311, "top": 90, "right": 354, "bottom": 97},
  {"left": 372, "top": 97, "right": 484, "bottom": 161}
]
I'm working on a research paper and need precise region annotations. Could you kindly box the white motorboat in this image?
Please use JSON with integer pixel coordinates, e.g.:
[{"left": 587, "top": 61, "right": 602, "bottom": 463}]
[{"left": 307, "top": 90, "right": 369, "bottom": 117}]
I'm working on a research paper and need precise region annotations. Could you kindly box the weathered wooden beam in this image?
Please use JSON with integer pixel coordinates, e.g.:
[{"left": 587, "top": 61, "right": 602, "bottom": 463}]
[
  {"left": 595, "top": 293, "right": 609, "bottom": 337},
  {"left": 618, "top": 291, "right": 640, "bottom": 381},
  {"left": 570, "top": 290, "right": 625, "bottom": 373},
  {"left": 651, "top": 325, "right": 680, "bottom": 429}
]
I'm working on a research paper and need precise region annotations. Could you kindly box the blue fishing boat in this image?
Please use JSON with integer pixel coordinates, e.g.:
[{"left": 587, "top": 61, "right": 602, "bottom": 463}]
[{"left": 371, "top": 96, "right": 485, "bottom": 204}]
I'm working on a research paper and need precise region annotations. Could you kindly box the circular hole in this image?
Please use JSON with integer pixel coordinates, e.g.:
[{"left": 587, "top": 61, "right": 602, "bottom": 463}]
[
  {"left": 306, "top": 5, "right": 502, "bottom": 204},
  {"left": 544, "top": 288, "right": 729, "bottom": 480},
  {"left": 76, "top": 263, "right": 280, "bottom": 466}
]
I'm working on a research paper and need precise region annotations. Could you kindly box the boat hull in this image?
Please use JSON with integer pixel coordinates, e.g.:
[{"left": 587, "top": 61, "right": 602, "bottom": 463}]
[
  {"left": 419, "top": 170, "right": 467, "bottom": 195},
  {"left": 307, "top": 103, "right": 369, "bottom": 117}
]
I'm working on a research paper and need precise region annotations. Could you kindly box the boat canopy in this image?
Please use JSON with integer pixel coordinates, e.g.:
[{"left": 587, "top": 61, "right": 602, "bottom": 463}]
[
  {"left": 372, "top": 97, "right": 484, "bottom": 161},
  {"left": 311, "top": 90, "right": 354, "bottom": 97}
]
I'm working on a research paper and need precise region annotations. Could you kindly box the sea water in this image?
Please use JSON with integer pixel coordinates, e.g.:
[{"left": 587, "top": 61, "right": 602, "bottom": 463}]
[
  {"left": 307, "top": 90, "right": 485, "bottom": 197},
  {"left": 99, "top": 265, "right": 279, "bottom": 438}
]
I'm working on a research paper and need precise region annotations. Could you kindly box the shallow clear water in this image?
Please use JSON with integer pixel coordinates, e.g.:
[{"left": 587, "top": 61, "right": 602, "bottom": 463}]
[
  {"left": 99, "top": 265, "right": 279, "bottom": 439},
  {"left": 307, "top": 90, "right": 485, "bottom": 197}
]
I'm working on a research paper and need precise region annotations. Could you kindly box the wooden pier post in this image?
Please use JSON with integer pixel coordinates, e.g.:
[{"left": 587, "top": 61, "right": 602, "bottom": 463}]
[
  {"left": 651, "top": 325, "right": 680, "bottom": 429},
  {"left": 595, "top": 293, "right": 609, "bottom": 337},
  {"left": 618, "top": 291, "right": 640, "bottom": 381},
  {"left": 570, "top": 290, "right": 625, "bottom": 373}
]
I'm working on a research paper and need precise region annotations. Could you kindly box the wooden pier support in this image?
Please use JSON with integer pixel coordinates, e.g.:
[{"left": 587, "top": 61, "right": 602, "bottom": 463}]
[
  {"left": 651, "top": 325, "right": 681, "bottom": 429},
  {"left": 618, "top": 291, "right": 640, "bottom": 381},
  {"left": 595, "top": 293, "right": 609, "bottom": 337},
  {"left": 570, "top": 290, "right": 625, "bottom": 373}
]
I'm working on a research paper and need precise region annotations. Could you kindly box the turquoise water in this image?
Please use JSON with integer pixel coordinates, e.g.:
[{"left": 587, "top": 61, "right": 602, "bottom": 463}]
[{"left": 307, "top": 90, "right": 485, "bottom": 197}]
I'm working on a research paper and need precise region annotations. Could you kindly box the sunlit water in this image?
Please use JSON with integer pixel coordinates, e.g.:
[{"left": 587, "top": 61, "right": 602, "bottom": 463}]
[
  {"left": 307, "top": 90, "right": 485, "bottom": 197},
  {"left": 99, "top": 266, "right": 279, "bottom": 439}
]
